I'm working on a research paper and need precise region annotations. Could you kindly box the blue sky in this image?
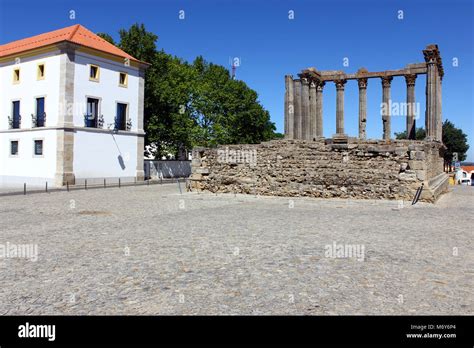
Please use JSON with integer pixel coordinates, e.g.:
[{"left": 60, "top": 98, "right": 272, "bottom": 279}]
[{"left": 1, "top": 0, "right": 473, "bottom": 160}]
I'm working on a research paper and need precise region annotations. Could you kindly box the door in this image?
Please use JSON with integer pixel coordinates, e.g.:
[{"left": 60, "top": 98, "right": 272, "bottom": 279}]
[
  {"left": 36, "top": 97, "right": 45, "bottom": 127},
  {"left": 116, "top": 103, "right": 127, "bottom": 130},
  {"left": 12, "top": 101, "right": 20, "bottom": 128},
  {"left": 86, "top": 98, "right": 99, "bottom": 127}
]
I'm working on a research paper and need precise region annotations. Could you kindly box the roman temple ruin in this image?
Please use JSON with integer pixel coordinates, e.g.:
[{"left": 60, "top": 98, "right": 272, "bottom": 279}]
[{"left": 189, "top": 45, "right": 449, "bottom": 202}]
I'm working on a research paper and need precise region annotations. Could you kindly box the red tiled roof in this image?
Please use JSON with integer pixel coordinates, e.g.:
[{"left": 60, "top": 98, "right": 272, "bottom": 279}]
[
  {"left": 0, "top": 24, "right": 145, "bottom": 64},
  {"left": 461, "top": 166, "right": 474, "bottom": 172}
]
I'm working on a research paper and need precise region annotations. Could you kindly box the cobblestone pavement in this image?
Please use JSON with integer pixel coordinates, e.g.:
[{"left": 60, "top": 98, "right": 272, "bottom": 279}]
[{"left": 0, "top": 184, "right": 472, "bottom": 315}]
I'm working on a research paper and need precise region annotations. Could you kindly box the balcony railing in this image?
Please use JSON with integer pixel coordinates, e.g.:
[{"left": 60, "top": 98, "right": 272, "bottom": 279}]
[
  {"left": 114, "top": 116, "right": 132, "bottom": 132},
  {"left": 8, "top": 115, "right": 21, "bottom": 129},
  {"left": 31, "top": 112, "right": 46, "bottom": 128},
  {"left": 84, "top": 114, "right": 104, "bottom": 128}
]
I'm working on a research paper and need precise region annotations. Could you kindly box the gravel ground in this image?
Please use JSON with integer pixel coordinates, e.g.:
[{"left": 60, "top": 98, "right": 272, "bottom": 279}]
[{"left": 0, "top": 183, "right": 472, "bottom": 315}]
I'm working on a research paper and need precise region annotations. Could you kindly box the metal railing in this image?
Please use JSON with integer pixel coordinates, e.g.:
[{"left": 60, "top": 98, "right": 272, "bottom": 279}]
[
  {"left": 0, "top": 177, "right": 190, "bottom": 197},
  {"left": 8, "top": 115, "right": 21, "bottom": 129},
  {"left": 31, "top": 112, "right": 46, "bottom": 127}
]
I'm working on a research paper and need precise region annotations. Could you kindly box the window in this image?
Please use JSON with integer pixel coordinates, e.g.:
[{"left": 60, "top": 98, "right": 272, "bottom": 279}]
[
  {"left": 37, "top": 63, "right": 45, "bottom": 80},
  {"left": 85, "top": 98, "right": 99, "bottom": 127},
  {"left": 115, "top": 103, "right": 128, "bottom": 130},
  {"left": 119, "top": 72, "right": 128, "bottom": 87},
  {"left": 89, "top": 65, "right": 100, "bottom": 81},
  {"left": 10, "top": 141, "right": 19, "bottom": 156},
  {"left": 35, "top": 97, "right": 45, "bottom": 127},
  {"left": 13, "top": 68, "right": 20, "bottom": 83},
  {"left": 11, "top": 101, "right": 20, "bottom": 129},
  {"left": 34, "top": 140, "right": 43, "bottom": 156}
]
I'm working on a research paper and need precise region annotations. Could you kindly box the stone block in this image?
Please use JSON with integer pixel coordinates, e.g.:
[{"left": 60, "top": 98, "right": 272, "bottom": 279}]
[{"left": 195, "top": 168, "right": 210, "bottom": 174}]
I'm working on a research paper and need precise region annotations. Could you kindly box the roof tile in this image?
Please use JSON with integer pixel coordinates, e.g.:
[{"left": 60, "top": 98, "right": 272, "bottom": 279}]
[{"left": 0, "top": 24, "right": 143, "bottom": 64}]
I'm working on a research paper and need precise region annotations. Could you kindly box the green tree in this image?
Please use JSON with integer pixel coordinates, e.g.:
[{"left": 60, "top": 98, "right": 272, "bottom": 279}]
[
  {"left": 395, "top": 127, "right": 426, "bottom": 140},
  {"left": 395, "top": 120, "right": 469, "bottom": 165},
  {"left": 442, "top": 120, "right": 469, "bottom": 162},
  {"left": 109, "top": 24, "right": 276, "bottom": 159},
  {"left": 96, "top": 33, "right": 115, "bottom": 45}
]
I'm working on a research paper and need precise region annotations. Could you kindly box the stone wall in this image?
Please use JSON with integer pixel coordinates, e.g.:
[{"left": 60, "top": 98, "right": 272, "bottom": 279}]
[{"left": 189, "top": 139, "right": 449, "bottom": 202}]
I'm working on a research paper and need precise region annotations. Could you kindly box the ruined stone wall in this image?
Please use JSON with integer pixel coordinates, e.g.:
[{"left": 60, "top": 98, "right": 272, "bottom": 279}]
[{"left": 189, "top": 139, "right": 448, "bottom": 202}]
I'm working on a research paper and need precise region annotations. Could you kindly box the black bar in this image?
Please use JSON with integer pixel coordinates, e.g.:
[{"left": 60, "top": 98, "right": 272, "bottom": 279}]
[
  {"left": 67, "top": 181, "right": 69, "bottom": 192},
  {"left": 0, "top": 315, "right": 472, "bottom": 346},
  {"left": 23, "top": 183, "right": 26, "bottom": 195},
  {"left": 85, "top": 179, "right": 87, "bottom": 190},
  {"left": 119, "top": 178, "right": 121, "bottom": 188},
  {"left": 45, "top": 182, "right": 48, "bottom": 193}
]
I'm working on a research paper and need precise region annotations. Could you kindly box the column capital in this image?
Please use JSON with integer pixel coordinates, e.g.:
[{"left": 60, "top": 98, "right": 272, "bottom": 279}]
[
  {"left": 301, "top": 77, "right": 310, "bottom": 85},
  {"left": 334, "top": 79, "right": 347, "bottom": 90},
  {"left": 357, "top": 78, "right": 368, "bottom": 89},
  {"left": 405, "top": 74, "right": 417, "bottom": 87},
  {"left": 381, "top": 76, "right": 393, "bottom": 88},
  {"left": 316, "top": 81, "right": 326, "bottom": 92}
]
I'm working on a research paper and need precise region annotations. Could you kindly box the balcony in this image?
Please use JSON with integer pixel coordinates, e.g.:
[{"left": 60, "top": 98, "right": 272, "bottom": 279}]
[
  {"left": 32, "top": 112, "right": 46, "bottom": 128},
  {"left": 84, "top": 114, "right": 104, "bottom": 128},
  {"left": 8, "top": 115, "right": 21, "bottom": 129}
]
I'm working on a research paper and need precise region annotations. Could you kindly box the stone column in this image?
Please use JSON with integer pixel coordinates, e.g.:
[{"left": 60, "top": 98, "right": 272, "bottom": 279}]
[
  {"left": 334, "top": 79, "right": 347, "bottom": 136},
  {"left": 293, "top": 79, "right": 302, "bottom": 139},
  {"left": 437, "top": 76, "right": 443, "bottom": 141},
  {"left": 309, "top": 81, "right": 317, "bottom": 140},
  {"left": 423, "top": 44, "right": 443, "bottom": 141},
  {"left": 316, "top": 81, "right": 325, "bottom": 137},
  {"left": 405, "top": 74, "right": 417, "bottom": 140},
  {"left": 357, "top": 78, "right": 368, "bottom": 139},
  {"left": 301, "top": 78, "right": 310, "bottom": 140},
  {"left": 381, "top": 76, "right": 393, "bottom": 140},
  {"left": 425, "top": 61, "right": 437, "bottom": 140},
  {"left": 284, "top": 75, "right": 294, "bottom": 139}
]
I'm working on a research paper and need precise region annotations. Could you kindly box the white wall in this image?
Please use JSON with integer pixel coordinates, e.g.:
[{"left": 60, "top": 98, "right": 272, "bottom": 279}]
[
  {"left": 72, "top": 52, "right": 140, "bottom": 130},
  {"left": 0, "top": 52, "right": 61, "bottom": 186},
  {"left": 73, "top": 131, "right": 137, "bottom": 179},
  {"left": 0, "top": 129, "right": 57, "bottom": 186},
  {"left": 0, "top": 51, "right": 62, "bottom": 129}
]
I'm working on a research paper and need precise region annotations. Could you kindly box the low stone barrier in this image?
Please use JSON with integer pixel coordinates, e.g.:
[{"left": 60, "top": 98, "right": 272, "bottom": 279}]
[{"left": 188, "top": 139, "right": 449, "bottom": 202}]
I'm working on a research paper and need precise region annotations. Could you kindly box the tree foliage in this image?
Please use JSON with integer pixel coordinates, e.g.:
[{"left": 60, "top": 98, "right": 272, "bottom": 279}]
[
  {"left": 442, "top": 120, "right": 469, "bottom": 162},
  {"left": 108, "top": 23, "right": 276, "bottom": 159},
  {"left": 395, "top": 120, "right": 469, "bottom": 163},
  {"left": 96, "top": 33, "right": 115, "bottom": 45},
  {"left": 395, "top": 127, "right": 426, "bottom": 140}
]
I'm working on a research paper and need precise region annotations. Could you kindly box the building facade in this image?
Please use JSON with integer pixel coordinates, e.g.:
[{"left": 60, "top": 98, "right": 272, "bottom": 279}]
[{"left": 0, "top": 24, "right": 148, "bottom": 187}]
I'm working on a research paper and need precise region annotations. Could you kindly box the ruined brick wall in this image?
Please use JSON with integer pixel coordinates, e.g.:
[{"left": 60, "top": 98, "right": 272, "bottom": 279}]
[{"left": 189, "top": 139, "right": 448, "bottom": 202}]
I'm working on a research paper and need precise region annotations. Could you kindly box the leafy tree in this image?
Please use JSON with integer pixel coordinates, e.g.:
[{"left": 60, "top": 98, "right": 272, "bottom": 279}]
[
  {"left": 107, "top": 24, "right": 276, "bottom": 159},
  {"left": 96, "top": 33, "right": 115, "bottom": 45},
  {"left": 395, "top": 120, "right": 469, "bottom": 165},
  {"left": 395, "top": 127, "right": 426, "bottom": 140},
  {"left": 442, "top": 120, "right": 469, "bottom": 162},
  {"left": 118, "top": 23, "right": 158, "bottom": 64}
]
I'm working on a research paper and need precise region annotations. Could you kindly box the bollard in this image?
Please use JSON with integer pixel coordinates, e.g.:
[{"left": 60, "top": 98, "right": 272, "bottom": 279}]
[
  {"left": 85, "top": 179, "right": 87, "bottom": 190},
  {"left": 119, "top": 178, "right": 121, "bottom": 188},
  {"left": 67, "top": 181, "right": 69, "bottom": 192},
  {"left": 45, "top": 182, "right": 48, "bottom": 193},
  {"left": 104, "top": 178, "right": 106, "bottom": 188},
  {"left": 177, "top": 178, "right": 182, "bottom": 194},
  {"left": 24, "top": 183, "right": 26, "bottom": 195}
]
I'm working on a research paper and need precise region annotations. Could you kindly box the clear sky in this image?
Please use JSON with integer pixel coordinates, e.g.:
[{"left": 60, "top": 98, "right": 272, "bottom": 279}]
[{"left": 1, "top": 0, "right": 473, "bottom": 160}]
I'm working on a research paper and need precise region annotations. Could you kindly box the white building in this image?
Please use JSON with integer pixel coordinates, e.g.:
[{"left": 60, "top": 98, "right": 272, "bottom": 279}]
[{"left": 0, "top": 24, "right": 149, "bottom": 187}]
